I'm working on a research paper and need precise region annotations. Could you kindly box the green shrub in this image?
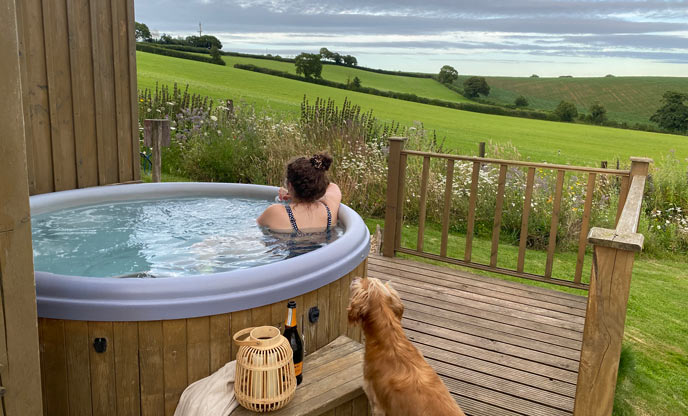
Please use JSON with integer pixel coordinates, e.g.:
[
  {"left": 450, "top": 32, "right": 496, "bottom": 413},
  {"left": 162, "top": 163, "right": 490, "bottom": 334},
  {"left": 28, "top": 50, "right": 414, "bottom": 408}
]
[{"left": 136, "top": 43, "right": 225, "bottom": 66}]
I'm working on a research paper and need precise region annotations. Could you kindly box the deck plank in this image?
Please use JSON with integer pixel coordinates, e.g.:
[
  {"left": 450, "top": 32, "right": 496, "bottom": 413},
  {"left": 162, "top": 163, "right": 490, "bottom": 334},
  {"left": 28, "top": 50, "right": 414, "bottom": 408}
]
[{"left": 368, "top": 255, "right": 584, "bottom": 416}]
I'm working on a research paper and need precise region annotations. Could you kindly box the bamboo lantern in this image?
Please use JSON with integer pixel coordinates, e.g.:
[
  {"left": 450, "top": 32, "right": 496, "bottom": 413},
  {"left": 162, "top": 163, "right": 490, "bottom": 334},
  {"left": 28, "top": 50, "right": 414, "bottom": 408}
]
[{"left": 233, "top": 326, "right": 297, "bottom": 412}]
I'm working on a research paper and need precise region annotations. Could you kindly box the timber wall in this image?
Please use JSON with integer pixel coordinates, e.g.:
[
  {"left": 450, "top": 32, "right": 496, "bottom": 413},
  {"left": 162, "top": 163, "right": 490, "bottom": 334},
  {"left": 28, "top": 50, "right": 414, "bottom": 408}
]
[{"left": 16, "top": 0, "right": 140, "bottom": 195}]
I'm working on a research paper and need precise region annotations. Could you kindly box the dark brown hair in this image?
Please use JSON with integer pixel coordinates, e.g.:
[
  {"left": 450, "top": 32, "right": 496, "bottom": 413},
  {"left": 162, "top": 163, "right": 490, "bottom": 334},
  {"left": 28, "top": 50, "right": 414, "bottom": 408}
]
[{"left": 286, "top": 152, "right": 332, "bottom": 202}]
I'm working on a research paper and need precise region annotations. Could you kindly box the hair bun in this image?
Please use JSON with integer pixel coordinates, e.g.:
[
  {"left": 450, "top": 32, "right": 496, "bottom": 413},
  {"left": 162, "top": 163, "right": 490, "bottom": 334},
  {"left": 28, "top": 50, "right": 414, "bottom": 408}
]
[{"left": 310, "top": 153, "right": 332, "bottom": 171}]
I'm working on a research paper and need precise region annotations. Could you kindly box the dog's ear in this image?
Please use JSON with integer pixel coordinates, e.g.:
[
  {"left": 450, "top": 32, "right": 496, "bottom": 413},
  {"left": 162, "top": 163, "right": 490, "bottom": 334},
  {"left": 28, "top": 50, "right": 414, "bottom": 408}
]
[
  {"left": 347, "top": 277, "right": 369, "bottom": 324},
  {"left": 385, "top": 281, "right": 405, "bottom": 320}
]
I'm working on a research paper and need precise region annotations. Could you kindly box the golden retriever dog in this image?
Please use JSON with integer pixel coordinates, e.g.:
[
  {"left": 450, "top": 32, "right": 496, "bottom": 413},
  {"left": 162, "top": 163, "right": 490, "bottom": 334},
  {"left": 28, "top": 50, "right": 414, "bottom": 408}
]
[{"left": 347, "top": 277, "right": 466, "bottom": 416}]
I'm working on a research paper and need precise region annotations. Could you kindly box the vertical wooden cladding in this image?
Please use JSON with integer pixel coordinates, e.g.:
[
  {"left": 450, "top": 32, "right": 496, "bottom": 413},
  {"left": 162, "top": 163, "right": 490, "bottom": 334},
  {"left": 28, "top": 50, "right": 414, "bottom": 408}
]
[
  {"left": 38, "top": 260, "right": 366, "bottom": 416},
  {"left": 16, "top": 0, "right": 139, "bottom": 195}
]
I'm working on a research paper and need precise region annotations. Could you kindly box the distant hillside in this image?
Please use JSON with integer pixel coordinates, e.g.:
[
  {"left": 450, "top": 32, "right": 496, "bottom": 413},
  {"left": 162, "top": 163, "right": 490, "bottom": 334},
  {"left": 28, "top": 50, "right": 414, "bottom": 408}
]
[
  {"left": 137, "top": 51, "right": 688, "bottom": 167},
  {"left": 456, "top": 75, "right": 688, "bottom": 126},
  {"left": 222, "top": 55, "right": 470, "bottom": 104}
]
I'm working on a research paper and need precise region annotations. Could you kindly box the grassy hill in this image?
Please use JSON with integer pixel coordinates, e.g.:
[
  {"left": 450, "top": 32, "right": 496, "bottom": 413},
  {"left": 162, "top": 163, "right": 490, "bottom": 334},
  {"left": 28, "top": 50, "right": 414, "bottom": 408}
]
[
  {"left": 137, "top": 51, "right": 688, "bottom": 167},
  {"left": 222, "top": 55, "right": 469, "bottom": 103},
  {"left": 457, "top": 75, "right": 688, "bottom": 125}
]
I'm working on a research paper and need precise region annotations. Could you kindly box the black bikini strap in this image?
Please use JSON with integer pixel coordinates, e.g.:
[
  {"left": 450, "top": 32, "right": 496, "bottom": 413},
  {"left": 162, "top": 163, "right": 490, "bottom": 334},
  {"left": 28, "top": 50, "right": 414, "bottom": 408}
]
[
  {"left": 321, "top": 201, "right": 332, "bottom": 231},
  {"left": 285, "top": 204, "right": 299, "bottom": 233}
]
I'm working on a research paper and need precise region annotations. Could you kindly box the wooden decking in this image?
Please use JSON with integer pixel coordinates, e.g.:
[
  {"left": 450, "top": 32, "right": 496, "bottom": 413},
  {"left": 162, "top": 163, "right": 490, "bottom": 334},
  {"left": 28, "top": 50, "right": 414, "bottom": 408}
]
[{"left": 367, "top": 255, "right": 588, "bottom": 416}]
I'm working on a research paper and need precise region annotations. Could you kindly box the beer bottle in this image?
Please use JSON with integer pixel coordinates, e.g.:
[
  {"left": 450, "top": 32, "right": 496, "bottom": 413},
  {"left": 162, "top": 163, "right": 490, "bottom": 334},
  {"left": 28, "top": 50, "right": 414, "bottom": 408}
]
[{"left": 283, "top": 300, "right": 304, "bottom": 385}]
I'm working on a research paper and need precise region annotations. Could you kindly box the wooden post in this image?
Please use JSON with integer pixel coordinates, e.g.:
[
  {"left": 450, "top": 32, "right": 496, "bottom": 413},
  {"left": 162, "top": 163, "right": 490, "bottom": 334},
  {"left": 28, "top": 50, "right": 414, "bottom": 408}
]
[
  {"left": 478, "top": 142, "right": 486, "bottom": 158},
  {"left": 383, "top": 137, "right": 407, "bottom": 257},
  {"left": 573, "top": 157, "right": 651, "bottom": 416},
  {"left": 600, "top": 161, "right": 607, "bottom": 169},
  {"left": 0, "top": 1, "right": 44, "bottom": 413},
  {"left": 143, "top": 119, "right": 170, "bottom": 183}
]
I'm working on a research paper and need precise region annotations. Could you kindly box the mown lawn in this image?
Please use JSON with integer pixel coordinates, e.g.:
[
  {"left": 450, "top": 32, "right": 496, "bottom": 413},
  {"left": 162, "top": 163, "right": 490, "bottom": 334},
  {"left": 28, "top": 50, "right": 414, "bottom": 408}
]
[
  {"left": 137, "top": 51, "right": 688, "bottom": 168},
  {"left": 364, "top": 218, "right": 688, "bottom": 416}
]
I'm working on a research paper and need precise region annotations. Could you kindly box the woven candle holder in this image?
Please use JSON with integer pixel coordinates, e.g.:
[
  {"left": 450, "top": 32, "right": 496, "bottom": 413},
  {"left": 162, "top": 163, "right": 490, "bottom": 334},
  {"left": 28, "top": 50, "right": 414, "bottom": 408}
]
[{"left": 233, "top": 326, "right": 297, "bottom": 412}]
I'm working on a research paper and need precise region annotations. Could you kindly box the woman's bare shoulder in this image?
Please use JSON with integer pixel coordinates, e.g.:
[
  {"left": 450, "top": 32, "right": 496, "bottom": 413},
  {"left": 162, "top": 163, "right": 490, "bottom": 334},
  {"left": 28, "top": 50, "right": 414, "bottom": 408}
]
[{"left": 257, "top": 204, "right": 286, "bottom": 226}]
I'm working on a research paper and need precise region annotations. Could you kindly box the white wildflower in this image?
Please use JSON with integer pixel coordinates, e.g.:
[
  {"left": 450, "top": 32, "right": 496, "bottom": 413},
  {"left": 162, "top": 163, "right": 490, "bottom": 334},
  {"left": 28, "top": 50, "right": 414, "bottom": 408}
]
[{"left": 210, "top": 115, "right": 218, "bottom": 122}]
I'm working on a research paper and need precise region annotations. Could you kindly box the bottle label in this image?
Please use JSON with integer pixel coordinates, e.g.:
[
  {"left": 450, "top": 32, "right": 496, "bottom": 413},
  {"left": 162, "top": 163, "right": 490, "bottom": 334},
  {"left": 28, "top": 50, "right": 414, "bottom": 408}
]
[
  {"left": 285, "top": 308, "right": 296, "bottom": 327},
  {"left": 293, "top": 361, "right": 302, "bottom": 376}
]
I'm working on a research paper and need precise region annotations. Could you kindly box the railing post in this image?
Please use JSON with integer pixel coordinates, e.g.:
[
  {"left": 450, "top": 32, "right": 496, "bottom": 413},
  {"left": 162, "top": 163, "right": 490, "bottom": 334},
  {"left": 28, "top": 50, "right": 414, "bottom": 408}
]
[
  {"left": 573, "top": 157, "right": 651, "bottom": 416},
  {"left": 383, "top": 137, "right": 407, "bottom": 257}
]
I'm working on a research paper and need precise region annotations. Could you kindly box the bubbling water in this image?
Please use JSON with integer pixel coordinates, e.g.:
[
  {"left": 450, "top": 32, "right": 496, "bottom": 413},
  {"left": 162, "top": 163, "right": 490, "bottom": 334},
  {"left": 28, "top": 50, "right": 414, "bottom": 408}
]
[{"left": 31, "top": 197, "right": 342, "bottom": 278}]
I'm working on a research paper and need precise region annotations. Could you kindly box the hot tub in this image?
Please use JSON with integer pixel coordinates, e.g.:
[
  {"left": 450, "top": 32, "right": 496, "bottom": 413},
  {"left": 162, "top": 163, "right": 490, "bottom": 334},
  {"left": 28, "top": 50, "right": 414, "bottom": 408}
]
[{"left": 32, "top": 183, "right": 369, "bottom": 416}]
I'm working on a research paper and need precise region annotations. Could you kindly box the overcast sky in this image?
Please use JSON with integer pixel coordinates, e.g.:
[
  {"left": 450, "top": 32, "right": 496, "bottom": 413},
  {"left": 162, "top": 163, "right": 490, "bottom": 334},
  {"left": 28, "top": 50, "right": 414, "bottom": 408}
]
[{"left": 135, "top": 0, "right": 688, "bottom": 77}]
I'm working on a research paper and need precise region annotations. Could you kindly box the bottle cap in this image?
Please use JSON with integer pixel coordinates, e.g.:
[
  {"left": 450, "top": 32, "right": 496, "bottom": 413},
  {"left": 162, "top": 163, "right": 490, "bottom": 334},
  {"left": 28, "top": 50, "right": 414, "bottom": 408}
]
[{"left": 288, "top": 300, "right": 296, "bottom": 308}]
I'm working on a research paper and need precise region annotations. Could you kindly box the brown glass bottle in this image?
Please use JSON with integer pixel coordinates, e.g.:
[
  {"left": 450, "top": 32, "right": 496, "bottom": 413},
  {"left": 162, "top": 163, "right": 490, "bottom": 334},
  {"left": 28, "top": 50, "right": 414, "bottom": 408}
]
[{"left": 283, "top": 300, "right": 304, "bottom": 385}]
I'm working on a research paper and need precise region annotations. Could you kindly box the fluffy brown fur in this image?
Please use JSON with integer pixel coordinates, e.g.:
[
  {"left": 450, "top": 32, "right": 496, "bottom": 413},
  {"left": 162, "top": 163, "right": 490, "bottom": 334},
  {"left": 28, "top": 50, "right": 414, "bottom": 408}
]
[{"left": 347, "top": 277, "right": 466, "bottom": 416}]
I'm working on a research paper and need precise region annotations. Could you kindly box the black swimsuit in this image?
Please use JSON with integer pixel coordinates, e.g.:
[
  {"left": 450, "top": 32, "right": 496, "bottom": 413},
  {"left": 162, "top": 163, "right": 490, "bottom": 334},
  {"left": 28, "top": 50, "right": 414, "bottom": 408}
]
[{"left": 284, "top": 201, "right": 332, "bottom": 235}]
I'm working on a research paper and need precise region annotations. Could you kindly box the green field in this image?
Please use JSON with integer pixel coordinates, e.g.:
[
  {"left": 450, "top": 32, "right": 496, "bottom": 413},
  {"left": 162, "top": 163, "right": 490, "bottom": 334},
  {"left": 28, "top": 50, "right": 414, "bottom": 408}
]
[
  {"left": 457, "top": 75, "right": 688, "bottom": 125},
  {"left": 137, "top": 51, "right": 688, "bottom": 167},
  {"left": 222, "top": 55, "right": 469, "bottom": 103}
]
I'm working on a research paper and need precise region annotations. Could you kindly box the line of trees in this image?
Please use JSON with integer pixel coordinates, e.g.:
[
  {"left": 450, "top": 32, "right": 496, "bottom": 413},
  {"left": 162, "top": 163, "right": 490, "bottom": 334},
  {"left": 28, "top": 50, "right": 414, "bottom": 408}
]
[
  {"left": 135, "top": 21, "right": 222, "bottom": 50},
  {"left": 319, "top": 48, "right": 357, "bottom": 66}
]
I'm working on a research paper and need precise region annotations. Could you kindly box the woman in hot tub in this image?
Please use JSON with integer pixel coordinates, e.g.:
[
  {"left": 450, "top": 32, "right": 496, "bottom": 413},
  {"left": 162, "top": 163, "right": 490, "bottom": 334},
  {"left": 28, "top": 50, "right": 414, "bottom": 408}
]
[{"left": 258, "top": 152, "right": 341, "bottom": 252}]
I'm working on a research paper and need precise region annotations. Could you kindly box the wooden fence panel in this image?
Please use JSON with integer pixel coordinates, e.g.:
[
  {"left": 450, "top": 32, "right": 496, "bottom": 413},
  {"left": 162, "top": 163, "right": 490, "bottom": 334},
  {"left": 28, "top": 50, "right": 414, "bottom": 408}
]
[{"left": 17, "top": 0, "right": 139, "bottom": 194}]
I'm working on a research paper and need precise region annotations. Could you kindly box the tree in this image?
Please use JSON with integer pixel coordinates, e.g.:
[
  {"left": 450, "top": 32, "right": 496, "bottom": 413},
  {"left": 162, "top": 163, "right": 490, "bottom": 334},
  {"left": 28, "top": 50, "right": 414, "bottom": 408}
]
[
  {"left": 514, "top": 95, "right": 529, "bottom": 107},
  {"left": 589, "top": 102, "right": 607, "bottom": 124},
  {"left": 343, "top": 55, "right": 358, "bottom": 66},
  {"left": 352, "top": 76, "right": 361, "bottom": 88},
  {"left": 295, "top": 53, "right": 323, "bottom": 79},
  {"left": 135, "top": 22, "right": 152, "bottom": 42},
  {"left": 463, "top": 76, "right": 490, "bottom": 98},
  {"left": 332, "top": 53, "right": 342, "bottom": 64},
  {"left": 210, "top": 46, "right": 225, "bottom": 65},
  {"left": 554, "top": 101, "right": 578, "bottom": 122},
  {"left": 650, "top": 91, "right": 688, "bottom": 133},
  {"left": 530, "top": 74, "right": 539, "bottom": 78},
  {"left": 438, "top": 65, "right": 458, "bottom": 84},
  {"left": 319, "top": 48, "right": 334, "bottom": 61},
  {"left": 186, "top": 35, "right": 222, "bottom": 49}
]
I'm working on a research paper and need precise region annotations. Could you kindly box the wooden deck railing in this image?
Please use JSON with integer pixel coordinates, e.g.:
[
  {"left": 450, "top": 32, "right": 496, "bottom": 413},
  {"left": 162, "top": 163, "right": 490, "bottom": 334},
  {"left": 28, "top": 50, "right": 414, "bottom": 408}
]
[
  {"left": 383, "top": 137, "right": 647, "bottom": 290},
  {"left": 574, "top": 157, "right": 651, "bottom": 416},
  {"left": 383, "top": 136, "right": 651, "bottom": 416}
]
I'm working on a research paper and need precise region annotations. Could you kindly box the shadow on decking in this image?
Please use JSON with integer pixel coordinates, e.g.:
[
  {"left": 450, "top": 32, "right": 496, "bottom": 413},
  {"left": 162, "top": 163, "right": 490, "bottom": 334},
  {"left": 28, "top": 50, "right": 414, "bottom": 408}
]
[{"left": 367, "top": 255, "right": 586, "bottom": 416}]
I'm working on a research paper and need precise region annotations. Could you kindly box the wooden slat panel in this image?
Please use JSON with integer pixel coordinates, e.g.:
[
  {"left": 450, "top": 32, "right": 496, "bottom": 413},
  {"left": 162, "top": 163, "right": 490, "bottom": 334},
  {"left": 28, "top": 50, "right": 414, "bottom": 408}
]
[
  {"left": 271, "top": 299, "right": 287, "bottom": 331},
  {"left": 416, "top": 156, "right": 431, "bottom": 251},
  {"left": 303, "top": 290, "right": 318, "bottom": 355},
  {"left": 340, "top": 275, "right": 351, "bottom": 338},
  {"left": 490, "top": 164, "right": 508, "bottom": 267},
  {"left": 251, "top": 304, "right": 271, "bottom": 328},
  {"left": 328, "top": 279, "right": 342, "bottom": 343},
  {"left": 41, "top": 319, "right": 70, "bottom": 415},
  {"left": 89, "top": 322, "right": 117, "bottom": 416},
  {"left": 394, "top": 153, "right": 407, "bottom": 250},
  {"left": 18, "top": 0, "right": 54, "bottom": 195},
  {"left": 126, "top": 0, "right": 140, "bottom": 181},
  {"left": 517, "top": 167, "right": 536, "bottom": 273},
  {"left": 440, "top": 159, "right": 455, "bottom": 257},
  {"left": 616, "top": 175, "right": 630, "bottom": 225},
  {"left": 574, "top": 173, "right": 596, "bottom": 283},
  {"left": 352, "top": 395, "right": 368, "bottom": 416},
  {"left": 113, "top": 322, "right": 140, "bottom": 416},
  {"left": 111, "top": 0, "right": 133, "bottom": 182},
  {"left": 42, "top": 0, "right": 77, "bottom": 191},
  {"left": 229, "top": 309, "right": 251, "bottom": 361},
  {"left": 402, "top": 149, "right": 629, "bottom": 176},
  {"left": 66, "top": 0, "right": 98, "bottom": 189},
  {"left": 464, "top": 161, "right": 481, "bottom": 262},
  {"left": 162, "top": 320, "right": 187, "bottom": 416},
  {"left": 64, "top": 321, "right": 92, "bottom": 416},
  {"left": 90, "top": 0, "right": 119, "bottom": 185},
  {"left": 209, "top": 314, "right": 230, "bottom": 372},
  {"left": 138, "top": 321, "right": 164, "bottom": 416},
  {"left": 14, "top": 0, "right": 36, "bottom": 194},
  {"left": 186, "top": 317, "right": 210, "bottom": 384},
  {"left": 545, "top": 170, "right": 566, "bottom": 278},
  {"left": 317, "top": 284, "right": 331, "bottom": 349}
]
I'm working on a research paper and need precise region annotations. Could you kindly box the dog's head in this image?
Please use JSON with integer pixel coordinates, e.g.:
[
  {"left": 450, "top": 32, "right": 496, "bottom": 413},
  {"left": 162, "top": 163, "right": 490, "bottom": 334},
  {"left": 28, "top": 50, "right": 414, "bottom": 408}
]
[{"left": 347, "top": 277, "right": 404, "bottom": 324}]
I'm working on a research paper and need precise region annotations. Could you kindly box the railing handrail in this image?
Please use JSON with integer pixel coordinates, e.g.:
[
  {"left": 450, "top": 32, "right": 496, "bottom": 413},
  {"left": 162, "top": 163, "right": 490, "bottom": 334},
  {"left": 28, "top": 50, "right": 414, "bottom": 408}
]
[{"left": 400, "top": 149, "right": 631, "bottom": 176}]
